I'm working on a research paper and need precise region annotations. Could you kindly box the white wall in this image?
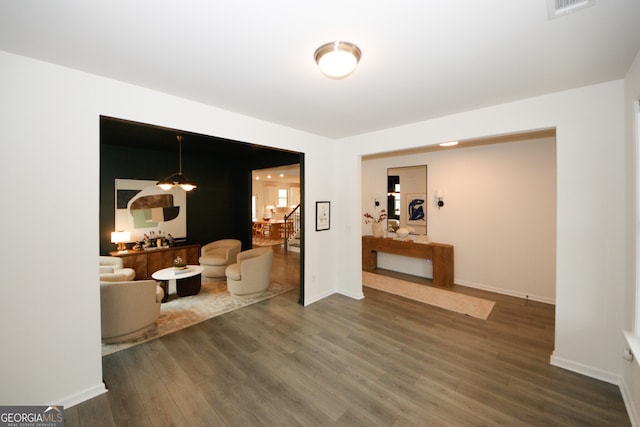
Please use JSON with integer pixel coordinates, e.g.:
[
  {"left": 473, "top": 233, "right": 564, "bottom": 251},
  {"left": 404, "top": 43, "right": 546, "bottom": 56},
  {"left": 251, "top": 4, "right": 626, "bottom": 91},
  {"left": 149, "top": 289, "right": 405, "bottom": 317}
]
[
  {"left": 0, "top": 46, "right": 635, "bottom": 413},
  {"left": 338, "top": 80, "right": 626, "bottom": 386},
  {"left": 0, "top": 51, "right": 338, "bottom": 407},
  {"left": 362, "top": 137, "right": 557, "bottom": 303}
]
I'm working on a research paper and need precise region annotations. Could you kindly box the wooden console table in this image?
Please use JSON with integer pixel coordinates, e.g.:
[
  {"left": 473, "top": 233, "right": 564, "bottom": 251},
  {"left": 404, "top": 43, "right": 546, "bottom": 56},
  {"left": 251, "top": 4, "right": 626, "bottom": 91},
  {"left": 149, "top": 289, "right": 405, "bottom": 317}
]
[
  {"left": 110, "top": 243, "right": 201, "bottom": 279},
  {"left": 362, "top": 236, "right": 454, "bottom": 286}
]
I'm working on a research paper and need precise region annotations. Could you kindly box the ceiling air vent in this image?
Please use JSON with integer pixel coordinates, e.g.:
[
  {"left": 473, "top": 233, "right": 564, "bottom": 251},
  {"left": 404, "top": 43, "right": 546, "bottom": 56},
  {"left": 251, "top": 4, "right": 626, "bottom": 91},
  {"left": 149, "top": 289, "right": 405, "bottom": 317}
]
[{"left": 547, "top": 0, "right": 595, "bottom": 19}]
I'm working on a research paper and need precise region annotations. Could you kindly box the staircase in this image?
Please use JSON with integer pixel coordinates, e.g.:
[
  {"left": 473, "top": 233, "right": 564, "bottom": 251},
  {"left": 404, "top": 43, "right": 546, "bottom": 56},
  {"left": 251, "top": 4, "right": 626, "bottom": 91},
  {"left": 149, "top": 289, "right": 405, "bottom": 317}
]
[
  {"left": 286, "top": 229, "right": 301, "bottom": 253},
  {"left": 284, "top": 204, "right": 301, "bottom": 253}
]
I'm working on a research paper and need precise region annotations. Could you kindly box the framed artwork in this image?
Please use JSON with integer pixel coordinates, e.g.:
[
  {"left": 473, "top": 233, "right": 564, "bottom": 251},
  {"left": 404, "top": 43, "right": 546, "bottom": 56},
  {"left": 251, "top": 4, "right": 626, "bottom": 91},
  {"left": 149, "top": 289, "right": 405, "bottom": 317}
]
[
  {"left": 316, "top": 201, "right": 330, "bottom": 231},
  {"left": 406, "top": 193, "right": 426, "bottom": 225},
  {"left": 115, "top": 179, "right": 187, "bottom": 241}
]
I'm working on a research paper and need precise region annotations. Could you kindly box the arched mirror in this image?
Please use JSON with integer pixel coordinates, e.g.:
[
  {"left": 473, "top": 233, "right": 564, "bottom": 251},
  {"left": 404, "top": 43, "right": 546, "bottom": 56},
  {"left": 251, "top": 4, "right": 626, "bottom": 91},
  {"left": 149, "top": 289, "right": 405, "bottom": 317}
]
[{"left": 387, "top": 165, "right": 427, "bottom": 235}]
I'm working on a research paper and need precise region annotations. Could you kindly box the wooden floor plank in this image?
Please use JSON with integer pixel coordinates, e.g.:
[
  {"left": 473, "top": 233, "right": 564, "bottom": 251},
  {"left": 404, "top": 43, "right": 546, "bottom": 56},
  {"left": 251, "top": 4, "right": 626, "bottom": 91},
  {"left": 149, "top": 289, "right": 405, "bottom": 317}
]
[{"left": 67, "top": 246, "right": 630, "bottom": 426}]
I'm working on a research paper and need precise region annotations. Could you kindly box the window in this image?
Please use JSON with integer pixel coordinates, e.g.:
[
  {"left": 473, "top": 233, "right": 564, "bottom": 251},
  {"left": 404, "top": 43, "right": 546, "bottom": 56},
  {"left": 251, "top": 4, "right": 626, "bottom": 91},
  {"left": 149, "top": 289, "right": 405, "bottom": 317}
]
[{"left": 278, "top": 189, "right": 288, "bottom": 207}]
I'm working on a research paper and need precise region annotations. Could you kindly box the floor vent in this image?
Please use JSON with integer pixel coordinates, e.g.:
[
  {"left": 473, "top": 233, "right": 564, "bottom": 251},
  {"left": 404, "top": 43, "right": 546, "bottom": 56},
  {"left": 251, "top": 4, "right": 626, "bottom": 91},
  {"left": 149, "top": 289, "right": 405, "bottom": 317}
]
[{"left": 547, "top": 0, "right": 595, "bottom": 19}]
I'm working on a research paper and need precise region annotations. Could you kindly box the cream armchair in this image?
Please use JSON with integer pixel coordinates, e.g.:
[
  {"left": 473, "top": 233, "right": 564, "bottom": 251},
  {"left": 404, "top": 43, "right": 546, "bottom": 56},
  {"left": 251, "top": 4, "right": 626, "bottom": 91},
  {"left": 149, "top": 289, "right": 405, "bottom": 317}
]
[
  {"left": 225, "top": 247, "right": 273, "bottom": 298},
  {"left": 199, "top": 239, "right": 242, "bottom": 278},
  {"left": 100, "top": 280, "right": 164, "bottom": 344},
  {"left": 99, "top": 256, "right": 136, "bottom": 282}
]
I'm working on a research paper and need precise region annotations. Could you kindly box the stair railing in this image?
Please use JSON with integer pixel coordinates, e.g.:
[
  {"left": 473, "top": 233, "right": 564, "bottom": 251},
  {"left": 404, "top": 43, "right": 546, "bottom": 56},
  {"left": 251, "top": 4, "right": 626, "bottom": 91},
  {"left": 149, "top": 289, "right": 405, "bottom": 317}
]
[{"left": 283, "top": 204, "right": 301, "bottom": 251}]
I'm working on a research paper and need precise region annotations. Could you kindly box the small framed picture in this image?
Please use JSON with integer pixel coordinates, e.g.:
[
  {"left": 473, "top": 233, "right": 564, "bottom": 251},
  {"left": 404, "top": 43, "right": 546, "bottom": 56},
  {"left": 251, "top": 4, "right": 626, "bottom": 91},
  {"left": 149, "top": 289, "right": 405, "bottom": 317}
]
[{"left": 316, "top": 201, "right": 330, "bottom": 231}]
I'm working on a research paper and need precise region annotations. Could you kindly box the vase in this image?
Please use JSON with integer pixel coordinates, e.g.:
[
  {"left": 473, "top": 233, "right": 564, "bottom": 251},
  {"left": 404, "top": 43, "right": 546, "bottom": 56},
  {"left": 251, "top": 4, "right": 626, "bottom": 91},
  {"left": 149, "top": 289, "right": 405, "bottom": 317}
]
[{"left": 372, "top": 222, "right": 383, "bottom": 237}]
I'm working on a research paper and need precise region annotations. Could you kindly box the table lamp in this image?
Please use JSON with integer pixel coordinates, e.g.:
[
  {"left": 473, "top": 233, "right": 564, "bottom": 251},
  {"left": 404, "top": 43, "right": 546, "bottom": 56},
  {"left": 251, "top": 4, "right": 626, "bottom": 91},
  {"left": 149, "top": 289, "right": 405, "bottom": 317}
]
[{"left": 111, "top": 231, "right": 131, "bottom": 252}]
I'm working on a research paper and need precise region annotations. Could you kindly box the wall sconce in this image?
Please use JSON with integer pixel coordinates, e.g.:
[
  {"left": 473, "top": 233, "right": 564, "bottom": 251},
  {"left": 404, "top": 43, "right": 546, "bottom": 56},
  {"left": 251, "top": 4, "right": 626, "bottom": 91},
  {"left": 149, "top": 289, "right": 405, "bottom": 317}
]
[
  {"left": 435, "top": 190, "right": 444, "bottom": 208},
  {"left": 111, "top": 230, "right": 131, "bottom": 252}
]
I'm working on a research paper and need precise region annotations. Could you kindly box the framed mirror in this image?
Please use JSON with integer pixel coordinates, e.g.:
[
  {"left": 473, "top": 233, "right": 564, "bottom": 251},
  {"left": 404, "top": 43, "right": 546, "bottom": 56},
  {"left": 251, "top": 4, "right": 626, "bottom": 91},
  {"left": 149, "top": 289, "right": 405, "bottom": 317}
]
[{"left": 387, "top": 165, "right": 427, "bottom": 235}]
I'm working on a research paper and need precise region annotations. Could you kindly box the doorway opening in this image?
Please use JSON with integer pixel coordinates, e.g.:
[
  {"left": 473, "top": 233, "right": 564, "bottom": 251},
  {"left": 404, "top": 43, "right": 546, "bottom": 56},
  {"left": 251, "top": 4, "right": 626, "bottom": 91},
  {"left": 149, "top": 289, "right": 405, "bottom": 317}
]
[{"left": 99, "top": 116, "right": 304, "bottom": 305}]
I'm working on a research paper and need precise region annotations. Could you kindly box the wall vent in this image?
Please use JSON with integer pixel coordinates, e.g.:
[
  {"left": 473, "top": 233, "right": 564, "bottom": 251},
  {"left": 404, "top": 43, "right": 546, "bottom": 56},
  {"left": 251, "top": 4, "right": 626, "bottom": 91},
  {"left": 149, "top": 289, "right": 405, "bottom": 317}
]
[{"left": 547, "top": 0, "right": 595, "bottom": 19}]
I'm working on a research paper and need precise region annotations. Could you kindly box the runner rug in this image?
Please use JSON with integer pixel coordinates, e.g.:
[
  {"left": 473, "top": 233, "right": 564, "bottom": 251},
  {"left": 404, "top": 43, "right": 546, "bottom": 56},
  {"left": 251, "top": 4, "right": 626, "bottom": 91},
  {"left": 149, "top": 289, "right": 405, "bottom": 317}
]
[
  {"left": 102, "top": 279, "right": 293, "bottom": 356},
  {"left": 362, "top": 271, "right": 495, "bottom": 320}
]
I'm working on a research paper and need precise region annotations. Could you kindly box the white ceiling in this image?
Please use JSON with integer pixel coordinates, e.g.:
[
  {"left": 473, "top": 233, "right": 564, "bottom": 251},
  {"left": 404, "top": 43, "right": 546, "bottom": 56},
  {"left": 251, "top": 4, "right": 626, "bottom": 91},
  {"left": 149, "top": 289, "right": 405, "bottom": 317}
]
[{"left": 1, "top": 1, "right": 639, "bottom": 139}]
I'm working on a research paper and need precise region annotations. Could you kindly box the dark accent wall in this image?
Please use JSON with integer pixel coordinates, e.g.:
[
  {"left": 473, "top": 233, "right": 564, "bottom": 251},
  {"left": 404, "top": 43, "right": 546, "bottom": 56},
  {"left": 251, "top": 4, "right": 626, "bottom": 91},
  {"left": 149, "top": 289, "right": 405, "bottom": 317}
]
[{"left": 100, "top": 143, "right": 299, "bottom": 255}]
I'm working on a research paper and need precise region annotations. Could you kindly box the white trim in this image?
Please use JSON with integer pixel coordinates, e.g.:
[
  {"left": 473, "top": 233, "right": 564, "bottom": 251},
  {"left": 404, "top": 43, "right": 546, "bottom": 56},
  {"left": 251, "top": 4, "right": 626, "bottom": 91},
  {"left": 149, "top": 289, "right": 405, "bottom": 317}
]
[
  {"left": 620, "top": 377, "right": 640, "bottom": 427},
  {"left": 58, "top": 383, "right": 107, "bottom": 408},
  {"left": 455, "top": 279, "right": 556, "bottom": 305},
  {"left": 550, "top": 352, "right": 622, "bottom": 385},
  {"left": 624, "top": 330, "right": 640, "bottom": 368},
  {"left": 304, "top": 289, "right": 338, "bottom": 306},
  {"left": 337, "top": 289, "right": 365, "bottom": 301},
  {"left": 636, "top": 99, "right": 640, "bottom": 335}
]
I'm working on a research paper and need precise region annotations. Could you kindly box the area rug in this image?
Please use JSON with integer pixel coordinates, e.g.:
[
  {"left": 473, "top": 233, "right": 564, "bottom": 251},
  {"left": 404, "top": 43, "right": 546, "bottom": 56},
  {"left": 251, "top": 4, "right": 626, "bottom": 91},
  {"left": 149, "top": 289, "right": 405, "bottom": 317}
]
[
  {"left": 102, "top": 279, "right": 293, "bottom": 356},
  {"left": 362, "top": 271, "right": 495, "bottom": 320}
]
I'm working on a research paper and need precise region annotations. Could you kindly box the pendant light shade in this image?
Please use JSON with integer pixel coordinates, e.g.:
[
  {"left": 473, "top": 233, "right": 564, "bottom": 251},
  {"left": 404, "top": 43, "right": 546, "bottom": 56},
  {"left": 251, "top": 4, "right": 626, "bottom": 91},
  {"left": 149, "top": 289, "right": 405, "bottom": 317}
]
[
  {"left": 314, "top": 41, "right": 361, "bottom": 79},
  {"left": 156, "top": 135, "right": 197, "bottom": 191}
]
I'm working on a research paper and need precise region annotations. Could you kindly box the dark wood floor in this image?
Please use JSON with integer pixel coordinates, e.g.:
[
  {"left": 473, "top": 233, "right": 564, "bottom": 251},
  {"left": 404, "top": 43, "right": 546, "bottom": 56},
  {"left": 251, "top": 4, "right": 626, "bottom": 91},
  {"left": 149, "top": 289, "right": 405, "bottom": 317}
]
[{"left": 66, "top": 246, "right": 630, "bottom": 426}]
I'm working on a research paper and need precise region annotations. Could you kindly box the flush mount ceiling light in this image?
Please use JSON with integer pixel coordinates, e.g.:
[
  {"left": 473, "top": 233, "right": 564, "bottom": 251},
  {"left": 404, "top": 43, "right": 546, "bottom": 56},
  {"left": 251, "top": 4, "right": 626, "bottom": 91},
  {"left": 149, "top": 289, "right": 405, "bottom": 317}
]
[
  {"left": 156, "top": 135, "right": 197, "bottom": 191},
  {"left": 314, "top": 41, "right": 362, "bottom": 79},
  {"left": 439, "top": 141, "right": 459, "bottom": 147}
]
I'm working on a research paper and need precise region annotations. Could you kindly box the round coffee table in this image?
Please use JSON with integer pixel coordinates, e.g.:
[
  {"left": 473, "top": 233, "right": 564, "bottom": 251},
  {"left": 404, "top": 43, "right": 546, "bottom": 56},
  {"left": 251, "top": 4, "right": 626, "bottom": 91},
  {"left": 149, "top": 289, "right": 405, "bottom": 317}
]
[{"left": 152, "top": 265, "right": 205, "bottom": 302}]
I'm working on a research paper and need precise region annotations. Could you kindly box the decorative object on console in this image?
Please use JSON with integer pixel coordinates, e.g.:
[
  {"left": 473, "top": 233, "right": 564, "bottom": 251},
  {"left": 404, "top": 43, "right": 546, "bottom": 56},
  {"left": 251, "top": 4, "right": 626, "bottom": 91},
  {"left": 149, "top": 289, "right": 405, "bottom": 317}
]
[
  {"left": 363, "top": 208, "right": 387, "bottom": 224},
  {"left": 395, "top": 227, "right": 410, "bottom": 239},
  {"left": 364, "top": 208, "right": 387, "bottom": 237},
  {"left": 111, "top": 230, "right": 130, "bottom": 252},
  {"left": 156, "top": 135, "right": 197, "bottom": 191}
]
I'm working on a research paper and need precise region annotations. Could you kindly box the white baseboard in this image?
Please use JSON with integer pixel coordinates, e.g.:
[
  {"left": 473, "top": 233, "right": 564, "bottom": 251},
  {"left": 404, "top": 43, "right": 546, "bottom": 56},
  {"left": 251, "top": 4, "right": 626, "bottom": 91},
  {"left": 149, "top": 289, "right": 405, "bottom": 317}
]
[
  {"left": 550, "top": 352, "right": 621, "bottom": 385},
  {"left": 303, "top": 289, "right": 336, "bottom": 306},
  {"left": 304, "top": 288, "right": 365, "bottom": 306},
  {"left": 455, "top": 279, "right": 556, "bottom": 305},
  {"left": 620, "top": 378, "right": 640, "bottom": 427},
  {"left": 59, "top": 382, "right": 107, "bottom": 408},
  {"left": 336, "top": 289, "right": 365, "bottom": 300}
]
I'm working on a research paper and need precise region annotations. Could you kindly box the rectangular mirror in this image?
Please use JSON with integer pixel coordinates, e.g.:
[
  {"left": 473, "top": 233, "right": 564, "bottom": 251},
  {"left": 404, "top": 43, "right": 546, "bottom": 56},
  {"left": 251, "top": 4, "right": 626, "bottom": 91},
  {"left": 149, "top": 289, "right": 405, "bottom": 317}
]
[{"left": 387, "top": 165, "right": 427, "bottom": 235}]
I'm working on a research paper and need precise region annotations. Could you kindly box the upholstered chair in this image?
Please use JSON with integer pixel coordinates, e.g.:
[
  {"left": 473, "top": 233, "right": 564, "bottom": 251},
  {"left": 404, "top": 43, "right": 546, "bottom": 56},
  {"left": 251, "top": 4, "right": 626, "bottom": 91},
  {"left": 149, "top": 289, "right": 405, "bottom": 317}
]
[
  {"left": 199, "top": 239, "right": 242, "bottom": 278},
  {"left": 225, "top": 247, "right": 273, "bottom": 298},
  {"left": 99, "top": 256, "right": 136, "bottom": 282},
  {"left": 100, "top": 280, "right": 164, "bottom": 343}
]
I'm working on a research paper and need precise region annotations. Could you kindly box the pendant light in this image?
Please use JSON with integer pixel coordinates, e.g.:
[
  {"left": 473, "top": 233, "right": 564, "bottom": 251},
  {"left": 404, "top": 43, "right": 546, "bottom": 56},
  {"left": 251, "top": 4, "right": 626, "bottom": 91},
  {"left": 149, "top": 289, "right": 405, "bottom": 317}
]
[{"left": 156, "top": 135, "right": 197, "bottom": 191}]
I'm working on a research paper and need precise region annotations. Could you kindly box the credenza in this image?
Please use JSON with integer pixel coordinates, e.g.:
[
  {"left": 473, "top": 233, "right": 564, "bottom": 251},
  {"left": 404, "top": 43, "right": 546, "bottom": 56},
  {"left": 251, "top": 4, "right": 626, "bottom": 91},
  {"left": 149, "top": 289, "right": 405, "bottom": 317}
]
[
  {"left": 109, "top": 243, "right": 201, "bottom": 279},
  {"left": 362, "top": 236, "right": 454, "bottom": 286}
]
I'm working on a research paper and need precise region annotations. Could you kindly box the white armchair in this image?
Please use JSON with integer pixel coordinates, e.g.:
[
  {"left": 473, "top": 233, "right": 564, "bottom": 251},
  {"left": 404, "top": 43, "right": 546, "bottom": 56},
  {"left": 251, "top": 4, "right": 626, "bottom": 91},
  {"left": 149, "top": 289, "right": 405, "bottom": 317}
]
[
  {"left": 225, "top": 247, "right": 273, "bottom": 298},
  {"left": 199, "top": 239, "right": 242, "bottom": 278},
  {"left": 100, "top": 280, "right": 164, "bottom": 343},
  {"left": 99, "top": 256, "right": 136, "bottom": 282}
]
